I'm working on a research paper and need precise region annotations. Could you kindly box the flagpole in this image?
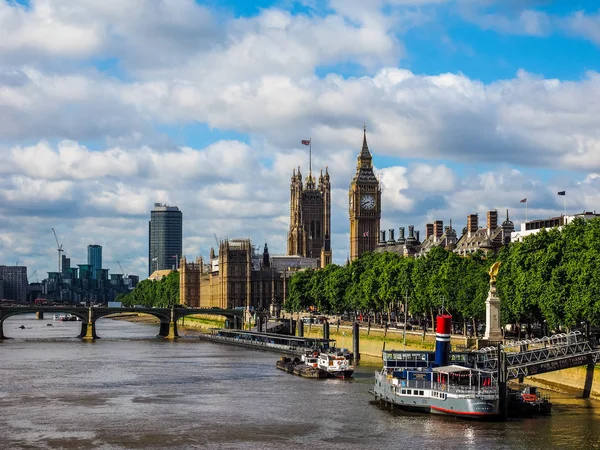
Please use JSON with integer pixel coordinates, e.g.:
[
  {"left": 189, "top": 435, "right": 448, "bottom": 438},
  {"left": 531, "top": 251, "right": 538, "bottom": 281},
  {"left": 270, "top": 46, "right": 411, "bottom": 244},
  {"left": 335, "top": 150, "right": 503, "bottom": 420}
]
[
  {"left": 564, "top": 194, "right": 566, "bottom": 218},
  {"left": 309, "top": 137, "right": 312, "bottom": 175},
  {"left": 526, "top": 200, "right": 528, "bottom": 223}
]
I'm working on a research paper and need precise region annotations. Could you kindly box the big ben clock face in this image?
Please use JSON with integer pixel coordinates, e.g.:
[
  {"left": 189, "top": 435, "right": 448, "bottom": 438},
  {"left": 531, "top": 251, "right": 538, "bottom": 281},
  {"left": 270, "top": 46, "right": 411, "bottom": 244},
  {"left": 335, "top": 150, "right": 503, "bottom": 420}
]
[{"left": 361, "top": 194, "right": 375, "bottom": 210}]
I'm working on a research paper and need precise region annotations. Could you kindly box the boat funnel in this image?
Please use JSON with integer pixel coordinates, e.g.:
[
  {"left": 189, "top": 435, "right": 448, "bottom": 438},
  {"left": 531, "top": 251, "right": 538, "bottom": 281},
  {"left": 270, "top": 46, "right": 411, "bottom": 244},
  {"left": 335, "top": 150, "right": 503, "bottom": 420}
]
[{"left": 435, "top": 313, "right": 452, "bottom": 367}]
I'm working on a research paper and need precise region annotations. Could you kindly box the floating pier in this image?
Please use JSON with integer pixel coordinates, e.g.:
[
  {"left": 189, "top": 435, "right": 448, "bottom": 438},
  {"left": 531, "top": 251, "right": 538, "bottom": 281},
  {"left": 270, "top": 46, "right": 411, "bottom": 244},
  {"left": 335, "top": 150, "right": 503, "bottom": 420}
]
[{"left": 199, "top": 329, "right": 335, "bottom": 356}]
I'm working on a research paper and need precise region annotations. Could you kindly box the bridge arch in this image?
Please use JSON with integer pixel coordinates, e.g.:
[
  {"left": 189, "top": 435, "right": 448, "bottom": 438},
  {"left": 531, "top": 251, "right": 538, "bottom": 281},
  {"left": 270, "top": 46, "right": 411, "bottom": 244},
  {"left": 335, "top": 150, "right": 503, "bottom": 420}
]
[{"left": 0, "top": 306, "right": 243, "bottom": 340}]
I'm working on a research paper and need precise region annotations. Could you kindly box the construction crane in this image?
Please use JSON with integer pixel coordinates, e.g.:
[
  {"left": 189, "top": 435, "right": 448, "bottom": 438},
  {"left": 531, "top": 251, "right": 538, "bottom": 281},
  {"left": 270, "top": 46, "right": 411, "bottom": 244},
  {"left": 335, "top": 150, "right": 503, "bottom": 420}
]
[
  {"left": 117, "top": 261, "right": 126, "bottom": 277},
  {"left": 213, "top": 233, "right": 219, "bottom": 248},
  {"left": 28, "top": 271, "right": 37, "bottom": 282},
  {"left": 51, "top": 228, "right": 64, "bottom": 273}
]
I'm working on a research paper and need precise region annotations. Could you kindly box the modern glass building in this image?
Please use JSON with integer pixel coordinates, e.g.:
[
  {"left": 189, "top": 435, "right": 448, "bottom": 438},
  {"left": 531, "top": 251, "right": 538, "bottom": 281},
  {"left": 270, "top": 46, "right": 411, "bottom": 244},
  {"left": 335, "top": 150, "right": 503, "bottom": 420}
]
[
  {"left": 87, "top": 245, "right": 103, "bottom": 279},
  {"left": 149, "top": 203, "right": 183, "bottom": 276}
]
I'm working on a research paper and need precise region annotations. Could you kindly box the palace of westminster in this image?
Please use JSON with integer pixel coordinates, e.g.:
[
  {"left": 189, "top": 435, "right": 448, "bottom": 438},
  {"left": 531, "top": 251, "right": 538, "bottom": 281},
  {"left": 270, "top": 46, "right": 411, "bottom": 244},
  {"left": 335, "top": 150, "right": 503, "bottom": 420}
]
[{"left": 179, "top": 129, "right": 520, "bottom": 311}]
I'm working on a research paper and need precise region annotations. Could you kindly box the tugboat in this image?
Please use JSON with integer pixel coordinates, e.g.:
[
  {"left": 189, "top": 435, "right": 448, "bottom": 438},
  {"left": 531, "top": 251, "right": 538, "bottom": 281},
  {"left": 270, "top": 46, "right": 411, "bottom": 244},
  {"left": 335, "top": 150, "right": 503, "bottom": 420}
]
[
  {"left": 318, "top": 350, "right": 354, "bottom": 379},
  {"left": 371, "top": 311, "right": 500, "bottom": 419}
]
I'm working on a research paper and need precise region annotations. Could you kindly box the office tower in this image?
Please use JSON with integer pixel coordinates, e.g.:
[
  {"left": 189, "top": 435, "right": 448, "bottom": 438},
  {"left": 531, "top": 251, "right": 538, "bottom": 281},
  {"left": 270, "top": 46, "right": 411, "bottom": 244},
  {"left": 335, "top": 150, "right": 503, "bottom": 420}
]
[
  {"left": 0, "top": 266, "right": 27, "bottom": 302},
  {"left": 149, "top": 203, "right": 183, "bottom": 275},
  {"left": 87, "top": 245, "right": 102, "bottom": 279}
]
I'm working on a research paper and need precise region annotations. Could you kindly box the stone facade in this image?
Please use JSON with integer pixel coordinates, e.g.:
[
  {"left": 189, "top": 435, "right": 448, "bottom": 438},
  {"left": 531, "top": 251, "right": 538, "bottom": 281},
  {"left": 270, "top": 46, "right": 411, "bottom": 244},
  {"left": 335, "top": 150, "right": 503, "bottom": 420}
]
[
  {"left": 287, "top": 165, "right": 332, "bottom": 268},
  {"left": 349, "top": 128, "right": 381, "bottom": 261},
  {"left": 180, "top": 239, "right": 314, "bottom": 310}
]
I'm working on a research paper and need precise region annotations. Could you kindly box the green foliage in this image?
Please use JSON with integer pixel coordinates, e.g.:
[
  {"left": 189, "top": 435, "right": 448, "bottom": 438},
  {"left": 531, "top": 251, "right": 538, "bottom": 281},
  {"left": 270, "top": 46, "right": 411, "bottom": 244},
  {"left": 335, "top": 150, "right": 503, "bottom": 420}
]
[
  {"left": 119, "top": 271, "right": 180, "bottom": 307},
  {"left": 285, "top": 218, "right": 600, "bottom": 328}
]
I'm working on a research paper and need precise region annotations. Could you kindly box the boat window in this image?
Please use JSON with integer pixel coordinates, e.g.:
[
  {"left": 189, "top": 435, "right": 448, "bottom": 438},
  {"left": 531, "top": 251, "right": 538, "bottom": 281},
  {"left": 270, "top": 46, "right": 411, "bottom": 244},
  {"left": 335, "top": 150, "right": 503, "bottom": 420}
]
[
  {"left": 406, "top": 390, "right": 412, "bottom": 395},
  {"left": 401, "top": 389, "right": 406, "bottom": 395},
  {"left": 419, "top": 390, "right": 424, "bottom": 396}
]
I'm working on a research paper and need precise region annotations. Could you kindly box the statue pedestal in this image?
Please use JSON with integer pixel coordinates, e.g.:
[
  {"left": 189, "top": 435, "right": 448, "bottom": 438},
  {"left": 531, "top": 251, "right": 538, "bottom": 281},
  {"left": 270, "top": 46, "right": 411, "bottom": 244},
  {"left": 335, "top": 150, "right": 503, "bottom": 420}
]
[{"left": 484, "top": 284, "right": 503, "bottom": 341}]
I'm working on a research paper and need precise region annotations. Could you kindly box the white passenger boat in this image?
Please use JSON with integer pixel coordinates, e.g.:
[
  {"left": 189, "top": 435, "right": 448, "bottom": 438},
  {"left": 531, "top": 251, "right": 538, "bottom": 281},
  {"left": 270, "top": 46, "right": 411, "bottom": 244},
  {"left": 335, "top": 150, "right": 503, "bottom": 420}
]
[
  {"left": 318, "top": 351, "right": 354, "bottom": 378},
  {"left": 371, "top": 313, "right": 500, "bottom": 420}
]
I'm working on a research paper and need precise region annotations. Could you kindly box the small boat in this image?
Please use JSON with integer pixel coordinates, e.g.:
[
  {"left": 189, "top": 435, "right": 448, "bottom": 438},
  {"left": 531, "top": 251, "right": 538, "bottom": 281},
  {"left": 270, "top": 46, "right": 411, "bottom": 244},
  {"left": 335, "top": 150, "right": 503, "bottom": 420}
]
[
  {"left": 53, "top": 313, "right": 62, "bottom": 321},
  {"left": 276, "top": 356, "right": 298, "bottom": 374},
  {"left": 318, "top": 351, "right": 354, "bottom": 378},
  {"left": 276, "top": 353, "right": 328, "bottom": 379},
  {"left": 509, "top": 386, "right": 552, "bottom": 416}
]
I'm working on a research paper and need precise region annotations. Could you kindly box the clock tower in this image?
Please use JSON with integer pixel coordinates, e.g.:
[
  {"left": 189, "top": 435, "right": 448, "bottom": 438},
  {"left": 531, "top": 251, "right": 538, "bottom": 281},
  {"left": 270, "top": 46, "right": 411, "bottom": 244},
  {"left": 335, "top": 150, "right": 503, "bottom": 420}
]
[{"left": 349, "top": 127, "right": 381, "bottom": 261}]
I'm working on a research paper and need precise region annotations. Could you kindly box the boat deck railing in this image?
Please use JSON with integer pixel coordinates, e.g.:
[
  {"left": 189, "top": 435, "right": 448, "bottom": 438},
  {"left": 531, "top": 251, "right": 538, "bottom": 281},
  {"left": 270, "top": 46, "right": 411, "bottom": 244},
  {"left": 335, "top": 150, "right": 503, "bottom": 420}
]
[{"left": 392, "top": 379, "right": 498, "bottom": 397}]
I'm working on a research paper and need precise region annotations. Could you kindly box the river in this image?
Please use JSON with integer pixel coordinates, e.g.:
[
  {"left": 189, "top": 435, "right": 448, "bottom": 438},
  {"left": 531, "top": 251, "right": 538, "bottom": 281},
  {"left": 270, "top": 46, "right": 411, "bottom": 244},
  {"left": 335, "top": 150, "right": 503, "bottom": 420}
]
[{"left": 1, "top": 314, "right": 600, "bottom": 450}]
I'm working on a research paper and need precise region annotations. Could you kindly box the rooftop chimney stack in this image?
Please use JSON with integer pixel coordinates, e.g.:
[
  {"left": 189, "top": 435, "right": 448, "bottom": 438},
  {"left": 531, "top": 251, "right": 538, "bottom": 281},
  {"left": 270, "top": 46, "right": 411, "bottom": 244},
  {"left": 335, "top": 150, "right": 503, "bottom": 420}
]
[
  {"left": 487, "top": 210, "right": 498, "bottom": 234},
  {"left": 434, "top": 220, "right": 444, "bottom": 239},
  {"left": 388, "top": 228, "right": 395, "bottom": 243},
  {"left": 398, "top": 227, "right": 406, "bottom": 243},
  {"left": 467, "top": 214, "right": 478, "bottom": 238},
  {"left": 380, "top": 230, "right": 386, "bottom": 244},
  {"left": 425, "top": 223, "right": 434, "bottom": 239},
  {"left": 408, "top": 225, "right": 415, "bottom": 240}
]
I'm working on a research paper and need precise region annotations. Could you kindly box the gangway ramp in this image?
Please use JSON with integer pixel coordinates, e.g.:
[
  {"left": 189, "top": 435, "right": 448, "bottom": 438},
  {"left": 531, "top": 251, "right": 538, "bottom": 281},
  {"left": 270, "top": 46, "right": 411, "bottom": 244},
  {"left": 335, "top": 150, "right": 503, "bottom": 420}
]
[{"left": 478, "top": 331, "right": 600, "bottom": 379}]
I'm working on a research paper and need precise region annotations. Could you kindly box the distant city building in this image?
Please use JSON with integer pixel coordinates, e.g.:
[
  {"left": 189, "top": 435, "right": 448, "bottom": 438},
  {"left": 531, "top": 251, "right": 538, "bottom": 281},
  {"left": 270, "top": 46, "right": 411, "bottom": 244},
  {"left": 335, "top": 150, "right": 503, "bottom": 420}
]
[
  {"left": 87, "top": 245, "right": 102, "bottom": 279},
  {"left": 61, "top": 254, "right": 70, "bottom": 274},
  {"left": 127, "top": 275, "right": 140, "bottom": 288},
  {"left": 511, "top": 211, "right": 600, "bottom": 242},
  {"left": 0, "top": 266, "right": 27, "bottom": 302},
  {"left": 149, "top": 203, "right": 183, "bottom": 276}
]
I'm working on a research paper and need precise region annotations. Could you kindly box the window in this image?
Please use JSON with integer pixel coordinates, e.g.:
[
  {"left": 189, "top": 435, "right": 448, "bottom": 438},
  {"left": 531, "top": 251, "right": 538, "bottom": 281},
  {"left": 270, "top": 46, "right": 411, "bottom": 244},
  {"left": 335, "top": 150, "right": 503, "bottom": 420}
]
[
  {"left": 406, "top": 390, "right": 412, "bottom": 395},
  {"left": 419, "top": 390, "right": 424, "bottom": 396}
]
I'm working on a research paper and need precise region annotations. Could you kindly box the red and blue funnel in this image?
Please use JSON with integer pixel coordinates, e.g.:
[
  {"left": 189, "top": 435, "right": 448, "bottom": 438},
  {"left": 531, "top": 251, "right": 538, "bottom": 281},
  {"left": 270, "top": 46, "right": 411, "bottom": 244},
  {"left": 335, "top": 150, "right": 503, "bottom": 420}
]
[{"left": 435, "top": 313, "right": 452, "bottom": 367}]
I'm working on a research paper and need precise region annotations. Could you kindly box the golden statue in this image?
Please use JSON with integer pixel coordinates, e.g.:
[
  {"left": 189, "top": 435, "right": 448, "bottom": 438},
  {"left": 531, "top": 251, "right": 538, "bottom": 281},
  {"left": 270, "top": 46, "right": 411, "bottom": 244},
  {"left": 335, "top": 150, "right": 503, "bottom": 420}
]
[{"left": 488, "top": 262, "right": 501, "bottom": 284}]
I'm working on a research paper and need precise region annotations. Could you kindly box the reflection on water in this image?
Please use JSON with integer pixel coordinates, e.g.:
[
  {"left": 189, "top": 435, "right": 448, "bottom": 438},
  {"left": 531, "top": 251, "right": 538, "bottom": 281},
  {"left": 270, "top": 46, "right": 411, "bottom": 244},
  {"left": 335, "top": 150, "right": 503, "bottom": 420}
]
[{"left": 1, "top": 315, "right": 600, "bottom": 449}]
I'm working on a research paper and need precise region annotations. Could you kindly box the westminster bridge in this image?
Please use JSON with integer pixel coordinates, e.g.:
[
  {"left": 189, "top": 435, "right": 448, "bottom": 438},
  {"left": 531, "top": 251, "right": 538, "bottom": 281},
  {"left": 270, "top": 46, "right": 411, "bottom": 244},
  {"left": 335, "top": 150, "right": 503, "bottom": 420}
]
[{"left": 0, "top": 306, "right": 243, "bottom": 340}]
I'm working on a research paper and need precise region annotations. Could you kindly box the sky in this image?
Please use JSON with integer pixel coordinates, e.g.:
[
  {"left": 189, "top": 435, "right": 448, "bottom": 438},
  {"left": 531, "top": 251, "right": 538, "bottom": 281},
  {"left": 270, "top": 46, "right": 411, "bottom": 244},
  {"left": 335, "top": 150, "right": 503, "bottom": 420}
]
[{"left": 1, "top": 0, "right": 600, "bottom": 280}]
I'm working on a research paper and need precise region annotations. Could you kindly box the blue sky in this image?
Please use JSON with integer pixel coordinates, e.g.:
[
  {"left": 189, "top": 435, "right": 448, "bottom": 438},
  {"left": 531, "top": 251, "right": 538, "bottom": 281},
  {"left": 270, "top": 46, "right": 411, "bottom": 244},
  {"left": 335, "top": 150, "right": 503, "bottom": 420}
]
[{"left": 0, "top": 0, "right": 600, "bottom": 278}]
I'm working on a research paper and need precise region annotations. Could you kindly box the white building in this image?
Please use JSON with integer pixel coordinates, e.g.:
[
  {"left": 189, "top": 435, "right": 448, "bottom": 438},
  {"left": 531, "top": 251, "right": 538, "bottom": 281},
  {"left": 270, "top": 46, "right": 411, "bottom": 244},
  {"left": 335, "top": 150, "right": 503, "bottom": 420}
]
[{"left": 511, "top": 211, "right": 600, "bottom": 242}]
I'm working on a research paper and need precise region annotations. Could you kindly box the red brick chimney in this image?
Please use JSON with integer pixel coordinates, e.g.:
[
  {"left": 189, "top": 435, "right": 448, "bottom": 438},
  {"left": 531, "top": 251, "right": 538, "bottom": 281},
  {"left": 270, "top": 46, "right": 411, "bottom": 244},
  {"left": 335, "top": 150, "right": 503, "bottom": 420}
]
[
  {"left": 434, "top": 220, "right": 444, "bottom": 238},
  {"left": 467, "top": 214, "right": 478, "bottom": 237},
  {"left": 487, "top": 210, "right": 498, "bottom": 232},
  {"left": 425, "top": 223, "right": 434, "bottom": 239}
]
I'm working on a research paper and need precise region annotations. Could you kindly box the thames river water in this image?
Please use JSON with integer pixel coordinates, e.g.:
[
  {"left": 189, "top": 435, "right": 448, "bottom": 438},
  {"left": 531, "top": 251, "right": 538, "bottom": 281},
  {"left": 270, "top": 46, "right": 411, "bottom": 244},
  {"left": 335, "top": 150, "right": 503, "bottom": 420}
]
[{"left": 2, "top": 314, "right": 600, "bottom": 450}]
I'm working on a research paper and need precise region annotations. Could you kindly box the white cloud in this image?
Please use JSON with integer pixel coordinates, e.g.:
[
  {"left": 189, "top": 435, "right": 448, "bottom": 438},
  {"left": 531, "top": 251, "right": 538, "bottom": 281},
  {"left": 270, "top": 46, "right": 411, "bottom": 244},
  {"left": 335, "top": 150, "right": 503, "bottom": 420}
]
[{"left": 1, "top": 0, "right": 600, "bottom": 281}]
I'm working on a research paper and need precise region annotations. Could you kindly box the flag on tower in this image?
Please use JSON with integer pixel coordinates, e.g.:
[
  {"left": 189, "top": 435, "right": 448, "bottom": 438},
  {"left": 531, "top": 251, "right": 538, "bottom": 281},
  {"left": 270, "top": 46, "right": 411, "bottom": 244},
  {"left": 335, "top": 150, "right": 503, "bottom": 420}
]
[
  {"left": 520, "top": 198, "right": 527, "bottom": 203},
  {"left": 557, "top": 191, "right": 566, "bottom": 196},
  {"left": 301, "top": 139, "right": 311, "bottom": 146}
]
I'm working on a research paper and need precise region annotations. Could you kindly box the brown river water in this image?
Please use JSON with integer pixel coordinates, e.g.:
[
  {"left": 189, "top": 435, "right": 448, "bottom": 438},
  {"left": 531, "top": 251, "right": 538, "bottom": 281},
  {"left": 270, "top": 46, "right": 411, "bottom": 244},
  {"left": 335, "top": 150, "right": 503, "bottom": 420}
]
[{"left": 1, "top": 314, "right": 600, "bottom": 450}]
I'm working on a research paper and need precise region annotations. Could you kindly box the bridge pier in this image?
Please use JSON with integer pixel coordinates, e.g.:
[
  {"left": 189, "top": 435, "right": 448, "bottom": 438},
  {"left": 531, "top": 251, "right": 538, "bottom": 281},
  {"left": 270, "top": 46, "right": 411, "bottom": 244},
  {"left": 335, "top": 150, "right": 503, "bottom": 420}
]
[
  {"left": 80, "top": 321, "right": 98, "bottom": 340},
  {"left": 158, "top": 321, "right": 179, "bottom": 338},
  {"left": 0, "top": 320, "right": 5, "bottom": 339},
  {"left": 36, "top": 312, "right": 44, "bottom": 320}
]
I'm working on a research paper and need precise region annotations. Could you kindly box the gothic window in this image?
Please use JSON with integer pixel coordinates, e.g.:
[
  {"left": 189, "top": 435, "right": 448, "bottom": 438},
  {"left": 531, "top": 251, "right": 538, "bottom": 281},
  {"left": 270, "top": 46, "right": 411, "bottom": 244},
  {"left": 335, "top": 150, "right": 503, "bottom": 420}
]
[
  {"left": 310, "top": 221, "right": 315, "bottom": 238},
  {"left": 317, "top": 221, "right": 321, "bottom": 239}
]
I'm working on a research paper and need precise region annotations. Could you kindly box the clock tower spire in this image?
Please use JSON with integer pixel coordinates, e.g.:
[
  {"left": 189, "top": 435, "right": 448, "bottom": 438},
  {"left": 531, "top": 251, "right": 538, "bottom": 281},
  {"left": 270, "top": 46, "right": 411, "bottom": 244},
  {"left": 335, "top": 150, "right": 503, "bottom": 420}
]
[{"left": 349, "top": 125, "right": 381, "bottom": 261}]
